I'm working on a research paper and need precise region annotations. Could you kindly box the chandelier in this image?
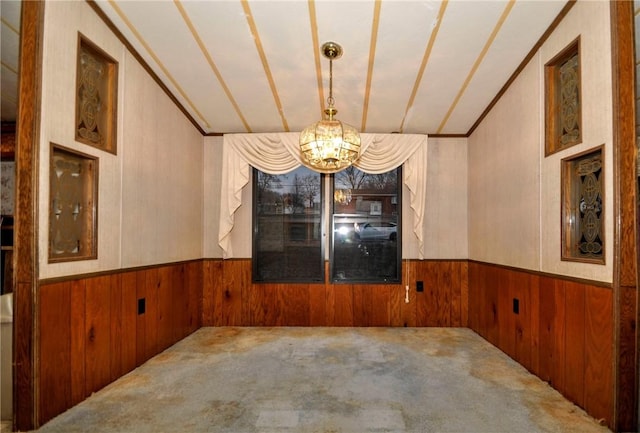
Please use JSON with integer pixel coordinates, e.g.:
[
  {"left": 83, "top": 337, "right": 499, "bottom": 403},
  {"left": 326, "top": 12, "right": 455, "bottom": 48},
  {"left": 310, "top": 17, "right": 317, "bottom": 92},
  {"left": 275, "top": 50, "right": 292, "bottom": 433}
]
[
  {"left": 300, "top": 42, "right": 361, "bottom": 173},
  {"left": 334, "top": 188, "right": 352, "bottom": 205}
]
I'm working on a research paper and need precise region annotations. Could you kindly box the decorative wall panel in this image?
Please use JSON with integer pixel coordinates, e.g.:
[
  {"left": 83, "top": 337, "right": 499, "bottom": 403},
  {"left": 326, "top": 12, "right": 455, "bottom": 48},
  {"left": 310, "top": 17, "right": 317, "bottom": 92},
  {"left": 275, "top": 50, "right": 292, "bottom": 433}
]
[
  {"left": 76, "top": 34, "right": 118, "bottom": 154},
  {"left": 49, "top": 144, "right": 98, "bottom": 262},
  {"left": 561, "top": 146, "right": 604, "bottom": 264},
  {"left": 545, "top": 38, "right": 582, "bottom": 156}
]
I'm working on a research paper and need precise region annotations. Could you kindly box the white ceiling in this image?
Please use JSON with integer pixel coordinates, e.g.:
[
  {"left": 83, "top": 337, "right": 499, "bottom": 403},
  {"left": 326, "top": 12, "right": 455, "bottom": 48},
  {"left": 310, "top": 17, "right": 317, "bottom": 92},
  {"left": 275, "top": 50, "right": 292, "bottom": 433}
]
[{"left": 3, "top": 1, "right": 570, "bottom": 136}]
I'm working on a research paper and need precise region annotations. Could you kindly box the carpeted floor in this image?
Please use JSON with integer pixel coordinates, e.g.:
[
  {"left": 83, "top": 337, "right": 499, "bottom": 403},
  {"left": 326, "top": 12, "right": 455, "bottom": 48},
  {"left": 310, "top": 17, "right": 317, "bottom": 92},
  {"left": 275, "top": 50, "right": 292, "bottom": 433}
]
[{"left": 29, "top": 327, "right": 610, "bottom": 433}]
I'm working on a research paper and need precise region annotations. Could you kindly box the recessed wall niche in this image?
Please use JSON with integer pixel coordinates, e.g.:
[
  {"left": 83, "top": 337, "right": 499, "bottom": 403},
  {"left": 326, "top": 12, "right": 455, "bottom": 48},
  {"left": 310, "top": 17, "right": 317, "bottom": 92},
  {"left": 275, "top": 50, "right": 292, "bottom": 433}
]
[
  {"left": 545, "top": 37, "right": 581, "bottom": 156},
  {"left": 75, "top": 34, "right": 118, "bottom": 154},
  {"left": 49, "top": 144, "right": 98, "bottom": 263},
  {"left": 561, "top": 146, "right": 604, "bottom": 264}
]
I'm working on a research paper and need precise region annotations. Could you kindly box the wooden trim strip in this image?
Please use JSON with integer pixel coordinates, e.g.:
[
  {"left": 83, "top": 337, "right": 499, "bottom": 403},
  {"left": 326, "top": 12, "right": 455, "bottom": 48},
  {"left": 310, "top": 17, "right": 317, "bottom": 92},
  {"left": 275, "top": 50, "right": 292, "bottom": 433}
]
[
  {"left": 610, "top": 1, "right": 639, "bottom": 430},
  {"left": 0, "top": 16, "right": 20, "bottom": 35},
  {"left": 204, "top": 257, "right": 469, "bottom": 264},
  {"left": 14, "top": 1, "right": 45, "bottom": 430},
  {"left": 468, "top": 260, "right": 613, "bottom": 289},
  {"left": 1, "top": 60, "right": 19, "bottom": 75},
  {"left": 360, "top": 0, "right": 382, "bottom": 132},
  {"left": 399, "top": 0, "right": 448, "bottom": 134},
  {"left": 307, "top": 0, "right": 325, "bottom": 119},
  {"left": 426, "top": 133, "right": 467, "bottom": 139},
  {"left": 466, "top": 0, "right": 577, "bottom": 137},
  {"left": 204, "top": 257, "right": 610, "bottom": 290},
  {"left": 38, "top": 259, "right": 204, "bottom": 286},
  {"left": 240, "top": 0, "right": 288, "bottom": 132},
  {"left": 40, "top": 258, "right": 613, "bottom": 291}
]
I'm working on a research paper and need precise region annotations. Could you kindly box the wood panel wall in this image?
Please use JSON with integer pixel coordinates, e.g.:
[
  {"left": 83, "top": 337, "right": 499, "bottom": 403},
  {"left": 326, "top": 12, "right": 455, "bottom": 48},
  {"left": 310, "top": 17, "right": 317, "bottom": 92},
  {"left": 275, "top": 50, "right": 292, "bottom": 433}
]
[
  {"left": 202, "top": 259, "right": 468, "bottom": 328},
  {"left": 468, "top": 261, "right": 614, "bottom": 429},
  {"left": 38, "top": 261, "right": 202, "bottom": 425},
  {"left": 37, "top": 259, "right": 615, "bottom": 430}
]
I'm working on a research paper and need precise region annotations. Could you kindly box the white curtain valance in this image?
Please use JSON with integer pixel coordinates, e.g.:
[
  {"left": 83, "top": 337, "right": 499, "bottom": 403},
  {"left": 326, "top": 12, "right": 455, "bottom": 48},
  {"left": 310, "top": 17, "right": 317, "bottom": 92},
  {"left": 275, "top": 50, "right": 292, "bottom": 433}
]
[{"left": 218, "top": 132, "right": 428, "bottom": 259}]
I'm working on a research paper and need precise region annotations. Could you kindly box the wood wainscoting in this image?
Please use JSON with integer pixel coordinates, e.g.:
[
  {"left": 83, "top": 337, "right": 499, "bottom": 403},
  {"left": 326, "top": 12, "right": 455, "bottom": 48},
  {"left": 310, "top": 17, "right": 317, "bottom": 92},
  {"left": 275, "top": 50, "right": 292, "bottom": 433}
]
[
  {"left": 468, "top": 261, "right": 614, "bottom": 429},
  {"left": 202, "top": 259, "right": 469, "bottom": 328},
  {"left": 37, "top": 258, "right": 614, "bottom": 429},
  {"left": 38, "top": 261, "right": 203, "bottom": 425}
]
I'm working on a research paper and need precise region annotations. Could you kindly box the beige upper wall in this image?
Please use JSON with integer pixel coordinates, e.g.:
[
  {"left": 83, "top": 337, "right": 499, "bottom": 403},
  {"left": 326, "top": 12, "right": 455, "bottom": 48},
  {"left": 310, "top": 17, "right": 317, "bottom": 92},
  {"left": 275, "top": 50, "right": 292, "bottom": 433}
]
[
  {"left": 423, "top": 137, "right": 468, "bottom": 260},
  {"left": 203, "top": 136, "right": 223, "bottom": 258},
  {"left": 119, "top": 53, "right": 204, "bottom": 268},
  {"left": 38, "top": 1, "right": 203, "bottom": 279},
  {"left": 203, "top": 136, "right": 468, "bottom": 260},
  {"left": 468, "top": 0, "right": 613, "bottom": 283},
  {"left": 468, "top": 58, "right": 542, "bottom": 271}
]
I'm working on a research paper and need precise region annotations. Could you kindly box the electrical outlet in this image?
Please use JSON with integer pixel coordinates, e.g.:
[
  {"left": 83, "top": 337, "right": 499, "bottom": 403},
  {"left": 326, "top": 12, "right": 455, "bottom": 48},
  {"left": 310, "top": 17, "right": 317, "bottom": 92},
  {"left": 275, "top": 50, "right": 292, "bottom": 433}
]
[
  {"left": 513, "top": 298, "right": 519, "bottom": 314},
  {"left": 416, "top": 281, "right": 424, "bottom": 292},
  {"left": 138, "top": 298, "right": 146, "bottom": 315}
]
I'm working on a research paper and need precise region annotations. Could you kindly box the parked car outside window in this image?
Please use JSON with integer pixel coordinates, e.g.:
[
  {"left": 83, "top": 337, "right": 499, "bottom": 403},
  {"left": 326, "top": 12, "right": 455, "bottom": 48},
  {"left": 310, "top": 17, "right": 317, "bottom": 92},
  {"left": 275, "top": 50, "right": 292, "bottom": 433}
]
[{"left": 355, "top": 221, "right": 397, "bottom": 241}]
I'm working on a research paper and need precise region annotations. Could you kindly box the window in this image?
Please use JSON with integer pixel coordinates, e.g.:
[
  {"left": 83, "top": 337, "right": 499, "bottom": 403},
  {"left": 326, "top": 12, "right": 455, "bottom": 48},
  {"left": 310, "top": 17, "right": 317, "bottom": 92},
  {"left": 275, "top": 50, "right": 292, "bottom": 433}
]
[
  {"left": 331, "top": 167, "right": 401, "bottom": 283},
  {"left": 253, "top": 166, "right": 402, "bottom": 283},
  {"left": 252, "top": 167, "right": 324, "bottom": 282}
]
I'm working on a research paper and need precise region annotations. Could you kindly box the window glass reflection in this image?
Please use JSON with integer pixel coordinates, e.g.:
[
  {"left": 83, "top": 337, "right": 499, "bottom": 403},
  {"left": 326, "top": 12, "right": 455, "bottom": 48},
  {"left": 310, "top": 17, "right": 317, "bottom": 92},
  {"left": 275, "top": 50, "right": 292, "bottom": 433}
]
[
  {"left": 332, "top": 167, "right": 401, "bottom": 283},
  {"left": 253, "top": 167, "right": 323, "bottom": 282}
]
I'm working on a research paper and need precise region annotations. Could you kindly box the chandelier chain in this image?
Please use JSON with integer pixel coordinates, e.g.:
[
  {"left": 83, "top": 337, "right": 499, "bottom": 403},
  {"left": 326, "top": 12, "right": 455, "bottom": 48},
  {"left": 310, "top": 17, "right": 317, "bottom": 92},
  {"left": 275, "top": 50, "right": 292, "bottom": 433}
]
[{"left": 328, "top": 57, "right": 334, "bottom": 108}]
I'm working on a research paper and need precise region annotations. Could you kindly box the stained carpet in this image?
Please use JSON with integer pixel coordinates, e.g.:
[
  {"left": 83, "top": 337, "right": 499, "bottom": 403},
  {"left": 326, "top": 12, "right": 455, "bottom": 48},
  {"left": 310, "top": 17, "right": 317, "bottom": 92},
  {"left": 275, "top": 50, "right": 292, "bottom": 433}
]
[{"left": 31, "top": 327, "right": 610, "bottom": 433}]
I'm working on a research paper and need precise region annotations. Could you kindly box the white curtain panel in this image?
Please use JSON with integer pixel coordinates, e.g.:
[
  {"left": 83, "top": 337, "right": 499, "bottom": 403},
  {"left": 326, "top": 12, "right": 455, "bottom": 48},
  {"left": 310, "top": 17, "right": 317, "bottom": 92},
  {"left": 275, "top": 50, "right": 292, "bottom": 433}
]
[{"left": 218, "top": 132, "right": 428, "bottom": 259}]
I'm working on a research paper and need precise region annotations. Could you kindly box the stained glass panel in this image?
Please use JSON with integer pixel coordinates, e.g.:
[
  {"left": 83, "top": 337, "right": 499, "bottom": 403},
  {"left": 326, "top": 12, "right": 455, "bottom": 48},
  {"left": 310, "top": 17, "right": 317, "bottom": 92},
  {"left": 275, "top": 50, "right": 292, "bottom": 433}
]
[
  {"left": 545, "top": 38, "right": 581, "bottom": 156},
  {"left": 562, "top": 147, "right": 604, "bottom": 263},
  {"left": 76, "top": 35, "right": 118, "bottom": 154},
  {"left": 49, "top": 144, "right": 98, "bottom": 262}
]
